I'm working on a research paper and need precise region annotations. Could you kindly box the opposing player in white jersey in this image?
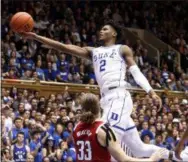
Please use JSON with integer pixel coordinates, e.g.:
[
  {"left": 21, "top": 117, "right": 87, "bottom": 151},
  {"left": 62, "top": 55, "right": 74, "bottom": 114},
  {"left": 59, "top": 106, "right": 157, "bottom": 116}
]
[{"left": 21, "top": 20, "right": 179, "bottom": 160}]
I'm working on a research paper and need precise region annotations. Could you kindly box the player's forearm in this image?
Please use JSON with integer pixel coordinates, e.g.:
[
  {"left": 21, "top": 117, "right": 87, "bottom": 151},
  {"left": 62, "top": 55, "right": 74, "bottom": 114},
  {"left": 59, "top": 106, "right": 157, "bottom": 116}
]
[
  {"left": 34, "top": 35, "right": 66, "bottom": 52},
  {"left": 129, "top": 65, "right": 153, "bottom": 93},
  {"left": 33, "top": 34, "right": 90, "bottom": 59}
]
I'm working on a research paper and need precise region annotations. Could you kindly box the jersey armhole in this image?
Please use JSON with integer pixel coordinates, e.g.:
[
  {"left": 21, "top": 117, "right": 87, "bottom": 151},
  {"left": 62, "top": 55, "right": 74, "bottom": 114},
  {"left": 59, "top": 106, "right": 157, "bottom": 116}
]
[
  {"left": 118, "top": 45, "right": 126, "bottom": 61},
  {"left": 95, "top": 123, "right": 107, "bottom": 149}
]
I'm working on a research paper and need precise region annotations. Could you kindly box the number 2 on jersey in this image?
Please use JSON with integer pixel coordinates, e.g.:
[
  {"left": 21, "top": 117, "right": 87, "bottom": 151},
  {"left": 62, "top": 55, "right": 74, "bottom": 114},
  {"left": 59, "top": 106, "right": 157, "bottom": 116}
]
[
  {"left": 100, "top": 60, "right": 106, "bottom": 72},
  {"left": 77, "top": 140, "right": 92, "bottom": 160}
]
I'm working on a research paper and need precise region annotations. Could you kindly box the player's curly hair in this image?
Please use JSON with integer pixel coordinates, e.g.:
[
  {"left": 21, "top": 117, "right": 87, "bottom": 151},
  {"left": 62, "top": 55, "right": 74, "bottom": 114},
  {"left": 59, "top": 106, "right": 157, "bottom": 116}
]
[{"left": 80, "top": 93, "right": 100, "bottom": 124}]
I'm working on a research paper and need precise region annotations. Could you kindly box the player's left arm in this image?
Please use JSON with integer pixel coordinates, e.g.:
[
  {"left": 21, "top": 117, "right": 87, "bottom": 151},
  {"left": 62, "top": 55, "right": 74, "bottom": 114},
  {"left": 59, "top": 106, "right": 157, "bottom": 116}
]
[{"left": 120, "top": 45, "right": 162, "bottom": 108}]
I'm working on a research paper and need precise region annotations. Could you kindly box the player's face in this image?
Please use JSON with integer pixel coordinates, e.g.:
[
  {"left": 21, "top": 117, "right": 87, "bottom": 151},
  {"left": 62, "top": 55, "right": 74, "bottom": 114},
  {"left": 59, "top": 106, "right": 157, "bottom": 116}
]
[{"left": 99, "top": 25, "right": 116, "bottom": 41}]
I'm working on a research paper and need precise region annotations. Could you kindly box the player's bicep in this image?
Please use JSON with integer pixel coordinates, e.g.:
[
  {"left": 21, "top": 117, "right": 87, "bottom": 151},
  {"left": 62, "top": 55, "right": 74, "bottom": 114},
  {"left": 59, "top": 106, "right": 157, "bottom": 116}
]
[
  {"left": 65, "top": 45, "right": 93, "bottom": 60},
  {"left": 121, "top": 45, "right": 136, "bottom": 67}
]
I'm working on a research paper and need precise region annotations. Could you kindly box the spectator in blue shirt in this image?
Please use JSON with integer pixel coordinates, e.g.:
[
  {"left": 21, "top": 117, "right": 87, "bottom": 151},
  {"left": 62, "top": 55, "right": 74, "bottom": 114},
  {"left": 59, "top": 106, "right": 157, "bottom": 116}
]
[
  {"left": 10, "top": 117, "right": 29, "bottom": 145},
  {"left": 21, "top": 53, "right": 35, "bottom": 71},
  {"left": 29, "top": 131, "right": 43, "bottom": 162},
  {"left": 56, "top": 65, "right": 69, "bottom": 82},
  {"left": 57, "top": 140, "right": 76, "bottom": 162},
  {"left": 53, "top": 124, "right": 64, "bottom": 148},
  {"left": 57, "top": 53, "right": 69, "bottom": 70},
  {"left": 36, "top": 60, "right": 45, "bottom": 80},
  {"left": 43, "top": 62, "right": 57, "bottom": 81}
]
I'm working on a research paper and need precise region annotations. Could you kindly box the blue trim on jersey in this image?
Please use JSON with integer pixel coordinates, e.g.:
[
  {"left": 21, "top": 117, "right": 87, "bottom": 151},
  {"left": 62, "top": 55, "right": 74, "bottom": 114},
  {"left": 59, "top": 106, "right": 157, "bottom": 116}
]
[
  {"left": 113, "top": 125, "right": 136, "bottom": 132},
  {"left": 119, "top": 60, "right": 123, "bottom": 87}
]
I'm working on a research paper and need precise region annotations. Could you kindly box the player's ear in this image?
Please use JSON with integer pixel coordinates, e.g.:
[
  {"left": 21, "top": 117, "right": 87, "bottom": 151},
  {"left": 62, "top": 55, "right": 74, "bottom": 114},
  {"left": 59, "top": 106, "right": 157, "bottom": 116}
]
[{"left": 112, "top": 32, "right": 117, "bottom": 37}]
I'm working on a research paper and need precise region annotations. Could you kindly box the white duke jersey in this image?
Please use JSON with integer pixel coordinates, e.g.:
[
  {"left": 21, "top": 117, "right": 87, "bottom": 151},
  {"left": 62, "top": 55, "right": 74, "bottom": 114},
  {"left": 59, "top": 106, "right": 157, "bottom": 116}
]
[{"left": 92, "top": 44, "right": 127, "bottom": 94}]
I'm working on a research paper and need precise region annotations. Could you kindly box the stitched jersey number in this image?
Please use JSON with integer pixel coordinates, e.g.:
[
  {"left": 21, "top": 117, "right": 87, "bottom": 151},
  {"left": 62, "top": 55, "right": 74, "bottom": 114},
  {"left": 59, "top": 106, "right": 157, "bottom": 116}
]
[
  {"left": 77, "top": 140, "right": 92, "bottom": 160},
  {"left": 100, "top": 60, "right": 106, "bottom": 72}
]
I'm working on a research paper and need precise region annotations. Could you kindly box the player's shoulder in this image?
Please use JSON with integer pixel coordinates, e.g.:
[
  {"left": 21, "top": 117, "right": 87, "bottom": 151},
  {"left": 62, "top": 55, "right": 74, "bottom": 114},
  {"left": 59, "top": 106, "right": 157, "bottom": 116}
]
[
  {"left": 119, "top": 45, "right": 133, "bottom": 56},
  {"left": 97, "top": 123, "right": 117, "bottom": 147}
]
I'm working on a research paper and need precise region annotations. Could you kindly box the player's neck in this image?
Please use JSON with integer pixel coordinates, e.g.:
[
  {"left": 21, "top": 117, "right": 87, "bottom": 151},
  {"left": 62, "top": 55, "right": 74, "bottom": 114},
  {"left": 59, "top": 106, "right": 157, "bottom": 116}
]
[{"left": 104, "top": 39, "right": 116, "bottom": 47}]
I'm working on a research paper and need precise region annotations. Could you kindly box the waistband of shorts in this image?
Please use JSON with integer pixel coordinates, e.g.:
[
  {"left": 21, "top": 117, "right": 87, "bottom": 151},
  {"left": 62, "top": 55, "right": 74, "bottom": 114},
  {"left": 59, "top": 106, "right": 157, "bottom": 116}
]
[{"left": 101, "top": 86, "right": 126, "bottom": 97}]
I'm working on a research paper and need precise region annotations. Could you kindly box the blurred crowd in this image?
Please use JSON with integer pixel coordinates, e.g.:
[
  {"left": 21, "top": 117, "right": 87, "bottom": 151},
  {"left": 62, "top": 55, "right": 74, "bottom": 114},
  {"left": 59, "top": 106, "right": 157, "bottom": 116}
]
[
  {"left": 1, "top": 1, "right": 188, "bottom": 161},
  {"left": 1, "top": 0, "right": 188, "bottom": 91},
  {"left": 1, "top": 87, "right": 188, "bottom": 162}
]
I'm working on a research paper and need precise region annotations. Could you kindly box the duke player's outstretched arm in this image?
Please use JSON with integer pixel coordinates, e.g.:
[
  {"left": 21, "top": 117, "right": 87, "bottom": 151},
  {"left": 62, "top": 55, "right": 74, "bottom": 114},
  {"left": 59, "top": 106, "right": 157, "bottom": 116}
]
[
  {"left": 121, "top": 45, "right": 162, "bottom": 108},
  {"left": 20, "top": 32, "right": 93, "bottom": 60},
  {"left": 97, "top": 125, "right": 166, "bottom": 162}
]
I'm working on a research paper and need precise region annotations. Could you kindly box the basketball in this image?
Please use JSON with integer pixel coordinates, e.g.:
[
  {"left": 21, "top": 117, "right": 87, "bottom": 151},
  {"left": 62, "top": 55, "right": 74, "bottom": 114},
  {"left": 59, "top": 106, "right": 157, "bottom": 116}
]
[{"left": 10, "top": 12, "right": 34, "bottom": 33}]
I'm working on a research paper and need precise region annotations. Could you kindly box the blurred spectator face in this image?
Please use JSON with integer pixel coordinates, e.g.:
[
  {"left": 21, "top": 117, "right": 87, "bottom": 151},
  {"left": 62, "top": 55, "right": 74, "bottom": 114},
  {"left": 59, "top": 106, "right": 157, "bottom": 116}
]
[
  {"left": 41, "top": 114, "right": 46, "bottom": 121},
  {"left": 167, "top": 123, "right": 173, "bottom": 131},
  {"left": 26, "top": 154, "right": 34, "bottom": 162},
  {"left": 157, "top": 116, "right": 162, "bottom": 123},
  {"left": 34, "top": 133, "right": 41, "bottom": 141},
  {"left": 47, "top": 62, "right": 52, "bottom": 69},
  {"left": 142, "top": 121, "right": 149, "bottom": 130},
  {"left": 23, "top": 90, "right": 28, "bottom": 97},
  {"left": 149, "top": 117, "right": 155, "bottom": 125},
  {"left": 18, "top": 103, "right": 25, "bottom": 113},
  {"left": 52, "top": 102, "right": 58, "bottom": 110},
  {"left": 15, "top": 118, "right": 23, "bottom": 129},
  {"left": 60, "top": 108, "right": 67, "bottom": 117},
  {"left": 51, "top": 115, "right": 57, "bottom": 124},
  {"left": 138, "top": 115, "right": 144, "bottom": 123},
  {"left": 17, "top": 133, "right": 24, "bottom": 143},
  {"left": 24, "top": 110, "right": 30, "bottom": 119},
  {"left": 151, "top": 109, "right": 157, "bottom": 117},
  {"left": 47, "top": 139, "right": 54, "bottom": 147},
  {"left": 143, "top": 135, "right": 150, "bottom": 144},
  {"left": 167, "top": 113, "right": 173, "bottom": 121},
  {"left": 2, "top": 149, "right": 11, "bottom": 160},
  {"left": 156, "top": 123, "right": 162, "bottom": 131},
  {"left": 43, "top": 157, "right": 50, "bottom": 162},
  {"left": 60, "top": 54, "right": 66, "bottom": 60},
  {"left": 163, "top": 115, "right": 168, "bottom": 124},
  {"left": 67, "top": 122, "right": 74, "bottom": 132},
  {"left": 44, "top": 122, "right": 50, "bottom": 130},
  {"left": 56, "top": 124, "right": 64, "bottom": 134},
  {"left": 66, "top": 157, "right": 73, "bottom": 162},
  {"left": 31, "top": 99, "right": 38, "bottom": 109},
  {"left": 172, "top": 129, "right": 179, "bottom": 137},
  {"left": 31, "top": 110, "right": 36, "bottom": 118},
  {"left": 50, "top": 94, "right": 56, "bottom": 102},
  {"left": 182, "top": 121, "right": 187, "bottom": 129},
  {"left": 134, "top": 119, "right": 139, "bottom": 126},
  {"left": 150, "top": 126, "right": 156, "bottom": 134},
  {"left": 60, "top": 140, "right": 68, "bottom": 150},
  {"left": 35, "top": 112, "right": 42, "bottom": 121},
  {"left": 156, "top": 135, "right": 163, "bottom": 144},
  {"left": 62, "top": 116, "right": 68, "bottom": 124},
  {"left": 36, "top": 60, "right": 42, "bottom": 67},
  {"left": 89, "top": 78, "right": 95, "bottom": 85}
]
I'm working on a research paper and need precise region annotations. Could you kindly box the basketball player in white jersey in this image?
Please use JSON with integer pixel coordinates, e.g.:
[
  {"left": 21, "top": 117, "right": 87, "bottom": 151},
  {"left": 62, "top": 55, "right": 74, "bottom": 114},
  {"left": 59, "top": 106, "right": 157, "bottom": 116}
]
[{"left": 21, "top": 20, "right": 179, "bottom": 161}]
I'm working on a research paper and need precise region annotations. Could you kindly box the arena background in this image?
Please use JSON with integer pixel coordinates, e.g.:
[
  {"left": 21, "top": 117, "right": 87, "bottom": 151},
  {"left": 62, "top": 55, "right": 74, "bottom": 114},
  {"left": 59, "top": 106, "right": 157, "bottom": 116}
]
[{"left": 1, "top": 0, "right": 188, "bottom": 162}]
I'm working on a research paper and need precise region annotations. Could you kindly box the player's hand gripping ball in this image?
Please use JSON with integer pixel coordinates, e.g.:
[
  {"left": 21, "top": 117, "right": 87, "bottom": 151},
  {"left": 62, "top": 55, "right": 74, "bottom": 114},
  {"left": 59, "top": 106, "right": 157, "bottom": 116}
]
[{"left": 10, "top": 12, "right": 34, "bottom": 33}]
